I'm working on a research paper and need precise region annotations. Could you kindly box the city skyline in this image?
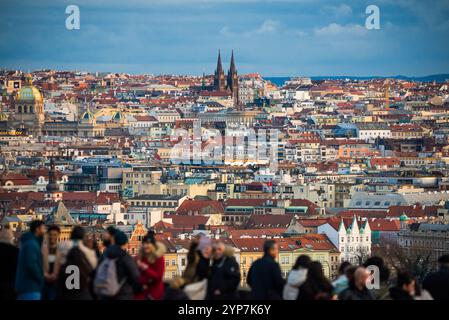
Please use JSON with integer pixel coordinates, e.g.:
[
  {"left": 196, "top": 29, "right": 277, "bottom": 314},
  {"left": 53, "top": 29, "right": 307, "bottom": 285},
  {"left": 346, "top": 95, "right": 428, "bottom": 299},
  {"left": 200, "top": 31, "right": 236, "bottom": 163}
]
[{"left": 1, "top": 0, "right": 449, "bottom": 76}]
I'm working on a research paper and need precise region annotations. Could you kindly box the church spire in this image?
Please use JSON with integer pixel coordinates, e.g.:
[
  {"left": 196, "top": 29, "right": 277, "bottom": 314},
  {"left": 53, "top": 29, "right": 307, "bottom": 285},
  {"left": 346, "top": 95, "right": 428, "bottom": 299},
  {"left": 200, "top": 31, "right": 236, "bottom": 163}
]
[
  {"left": 216, "top": 50, "right": 223, "bottom": 73},
  {"left": 214, "top": 50, "right": 226, "bottom": 91},
  {"left": 226, "top": 50, "right": 239, "bottom": 106},
  {"left": 229, "top": 50, "right": 236, "bottom": 74}
]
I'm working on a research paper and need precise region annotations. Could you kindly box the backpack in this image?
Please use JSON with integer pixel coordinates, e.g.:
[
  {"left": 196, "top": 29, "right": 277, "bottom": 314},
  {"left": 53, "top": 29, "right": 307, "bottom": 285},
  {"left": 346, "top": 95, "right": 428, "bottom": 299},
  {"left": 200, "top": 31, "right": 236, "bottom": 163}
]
[{"left": 93, "top": 257, "right": 124, "bottom": 298}]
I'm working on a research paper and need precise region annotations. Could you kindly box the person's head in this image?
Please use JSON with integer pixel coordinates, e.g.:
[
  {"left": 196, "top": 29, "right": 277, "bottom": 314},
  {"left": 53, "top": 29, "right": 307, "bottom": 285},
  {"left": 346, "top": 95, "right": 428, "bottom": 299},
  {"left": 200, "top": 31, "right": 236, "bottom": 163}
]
[
  {"left": 198, "top": 236, "right": 212, "bottom": 259},
  {"left": 293, "top": 255, "right": 312, "bottom": 270},
  {"left": 306, "top": 261, "right": 327, "bottom": 283},
  {"left": 353, "top": 267, "right": 370, "bottom": 290},
  {"left": 70, "top": 226, "right": 85, "bottom": 241},
  {"left": 47, "top": 225, "right": 61, "bottom": 246},
  {"left": 30, "top": 220, "right": 46, "bottom": 238},
  {"left": 363, "top": 256, "right": 390, "bottom": 283},
  {"left": 263, "top": 239, "right": 278, "bottom": 259},
  {"left": 114, "top": 230, "right": 128, "bottom": 248},
  {"left": 85, "top": 233, "right": 97, "bottom": 250},
  {"left": 213, "top": 241, "right": 226, "bottom": 260},
  {"left": 338, "top": 261, "right": 352, "bottom": 276},
  {"left": 345, "top": 265, "right": 357, "bottom": 283},
  {"left": 438, "top": 254, "right": 449, "bottom": 269},
  {"left": 102, "top": 226, "right": 117, "bottom": 247},
  {"left": 396, "top": 271, "right": 415, "bottom": 296},
  {"left": 142, "top": 230, "right": 156, "bottom": 255}
]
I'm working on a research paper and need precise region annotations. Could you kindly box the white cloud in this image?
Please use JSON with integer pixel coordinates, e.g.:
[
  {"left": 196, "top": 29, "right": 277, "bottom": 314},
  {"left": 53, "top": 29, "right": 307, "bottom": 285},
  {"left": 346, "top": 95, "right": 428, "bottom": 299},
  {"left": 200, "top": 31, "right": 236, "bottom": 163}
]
[
  {"left": 255, "top": 19, "right": 279, "bottom": 33},
  {"left": 314, "top": 23, "right": 367, "bottom": 36},
  {"left": 322, "top": 3, "right": 353, "bottom": 17}
]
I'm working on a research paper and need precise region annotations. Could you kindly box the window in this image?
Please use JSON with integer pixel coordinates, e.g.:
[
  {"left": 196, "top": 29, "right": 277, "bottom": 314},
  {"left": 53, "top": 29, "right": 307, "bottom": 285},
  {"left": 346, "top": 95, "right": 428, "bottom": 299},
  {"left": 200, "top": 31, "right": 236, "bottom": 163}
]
[
  {"left": 181, "top": 258, "right": 186, "bottom": 266},
  {"left": 172, "top": 259, "right": 176, "bottom": 266}
]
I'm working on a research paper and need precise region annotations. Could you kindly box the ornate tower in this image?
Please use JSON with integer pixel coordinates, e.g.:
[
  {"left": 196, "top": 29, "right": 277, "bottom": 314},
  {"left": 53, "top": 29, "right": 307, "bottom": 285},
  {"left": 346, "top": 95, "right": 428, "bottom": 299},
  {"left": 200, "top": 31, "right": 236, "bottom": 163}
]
[
  {"left": 45, "top": 157, "right": 62, "bottom": 201},
  {"left": 213, "top": 50, "right": 226, "bottom": 92},
  {"left": 12, "top": 74, "right": 45, "bottom": 136},
  {"left": 227, "top": 50, "right": 239, "bottom": 106}
]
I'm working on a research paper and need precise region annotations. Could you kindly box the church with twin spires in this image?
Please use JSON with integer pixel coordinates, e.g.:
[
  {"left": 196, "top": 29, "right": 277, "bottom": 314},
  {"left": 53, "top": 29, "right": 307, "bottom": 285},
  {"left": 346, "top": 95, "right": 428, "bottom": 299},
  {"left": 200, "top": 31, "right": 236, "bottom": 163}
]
[{"left": 212, "top": 50, "right": 239, "bottom": 106}]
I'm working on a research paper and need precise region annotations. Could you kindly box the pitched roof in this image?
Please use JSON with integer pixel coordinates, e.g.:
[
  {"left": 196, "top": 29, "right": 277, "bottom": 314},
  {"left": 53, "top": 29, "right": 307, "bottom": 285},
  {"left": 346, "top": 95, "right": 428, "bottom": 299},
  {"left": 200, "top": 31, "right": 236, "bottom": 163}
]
[
  {"left": 244, "top": 214, "right": 293, "bottom": 229},
  {"left": 386, "top": 203, "right": 440, "bottom": 218},
  {"left": 369, "top": 219, "right": 400, "bottom": 232},
  {"left": 176, "top": 199, "right": 224, "bottom": 215}
]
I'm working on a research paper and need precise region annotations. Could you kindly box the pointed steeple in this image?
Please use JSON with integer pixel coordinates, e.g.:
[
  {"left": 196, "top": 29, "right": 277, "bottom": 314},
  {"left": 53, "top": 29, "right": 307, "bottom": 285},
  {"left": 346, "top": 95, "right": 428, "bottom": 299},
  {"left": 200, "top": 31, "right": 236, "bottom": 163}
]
[
  {"left": 46, "top": 201, "right": 75, "bottom": 226},
  {"left": 216, "top": 50, "right": 223, "bottom": 73},
  {"left": 214, "top": 50, "right": 226, "bottom": 92},
  {"left": 229, "top": 50, "right": 236, "bottom": 74}
]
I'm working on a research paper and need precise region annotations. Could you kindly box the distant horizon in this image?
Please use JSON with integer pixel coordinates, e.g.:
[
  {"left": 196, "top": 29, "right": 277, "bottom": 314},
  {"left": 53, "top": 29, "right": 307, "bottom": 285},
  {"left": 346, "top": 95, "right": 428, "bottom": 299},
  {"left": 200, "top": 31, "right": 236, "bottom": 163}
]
[{"left": 2, "top": 68, "right": 449, "bottom": 80}]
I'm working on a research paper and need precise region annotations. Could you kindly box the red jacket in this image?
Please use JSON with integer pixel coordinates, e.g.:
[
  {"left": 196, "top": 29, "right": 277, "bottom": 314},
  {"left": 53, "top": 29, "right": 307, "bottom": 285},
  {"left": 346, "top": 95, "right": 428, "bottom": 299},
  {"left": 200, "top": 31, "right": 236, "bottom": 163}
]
[{"left": 135, "top": 255, "right": 165, "bottom": 300}]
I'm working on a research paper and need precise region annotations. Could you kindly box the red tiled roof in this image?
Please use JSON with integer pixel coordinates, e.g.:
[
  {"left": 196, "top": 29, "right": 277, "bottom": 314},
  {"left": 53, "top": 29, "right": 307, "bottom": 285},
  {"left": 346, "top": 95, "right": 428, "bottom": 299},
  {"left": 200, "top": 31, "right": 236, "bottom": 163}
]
[
  {"left": 386, "top": 203, "right": 440, "bottom": 218},
  {"left": 370, "top": 157, "right": 401, "bottom": 167},
  {"left": 0, "top": 173, "right": 33, "bottom": 186},
  {"left": 369, "top": 219, "right": 400, "bottom": 232},
  {"left": 176, "top": 199, "right": 224, "bottom": 215}
]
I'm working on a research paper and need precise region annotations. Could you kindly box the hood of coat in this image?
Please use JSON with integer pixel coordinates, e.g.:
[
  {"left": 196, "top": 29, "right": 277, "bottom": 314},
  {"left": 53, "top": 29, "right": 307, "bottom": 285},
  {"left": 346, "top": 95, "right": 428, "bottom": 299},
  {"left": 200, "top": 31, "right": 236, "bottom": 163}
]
[
  {"left": 287, "top": 268, "right": 308, "bottom": 286},
  {"left": 140, "top": 241, "right": 167, "bottom": 262},
  {"left": 154, "top": 241, "right": 166, "bottom": 258},
  {"left": 78, "top": 241, "right": 98, "bottom": 269}
]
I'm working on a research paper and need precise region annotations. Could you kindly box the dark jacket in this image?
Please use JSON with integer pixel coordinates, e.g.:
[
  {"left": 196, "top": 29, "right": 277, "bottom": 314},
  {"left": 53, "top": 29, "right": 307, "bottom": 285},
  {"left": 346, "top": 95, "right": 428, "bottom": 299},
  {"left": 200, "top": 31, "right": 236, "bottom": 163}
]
[
  {"left": 183, "top": 250, "right": 210, "bottom": 284},
  {"left": 339, "top": 284, "right": 373, "bottom": 300},
  {"left": 196, "top": 253, "right": 211, "bottom": 282},
  {"left": 15, "top": 232, "right": 44, "bottom": 294},
  {"left": 247, "top": 254, "right": 284, "bottom": 300},
  {"left": 207, "top": 248, "right": 241, "bottom": 300},
  {"left": 422, "top": 266, "right": 449, "bottom": 300},
  {"left": 0, "top": 242, "right": 19, "bottom": 300},
  {"left": 297, "top": 279, "right": 334, "bottom": 300},
  {"left": 101, "top": 245, "right": 142, "bottom": 300},
  {"left": 389, "top": 286, "right": 414, "bottom": 300},
  {"left": 57, "top": 246, "right": 95, "bottom": 300}
]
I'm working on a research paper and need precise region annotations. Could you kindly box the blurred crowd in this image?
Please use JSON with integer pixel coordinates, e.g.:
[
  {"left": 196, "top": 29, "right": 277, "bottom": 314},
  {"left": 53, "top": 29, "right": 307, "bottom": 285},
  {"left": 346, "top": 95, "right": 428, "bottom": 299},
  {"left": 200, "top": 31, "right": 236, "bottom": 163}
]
[{"left": 1, "top": 220, "right": 448, "bottom": 301}]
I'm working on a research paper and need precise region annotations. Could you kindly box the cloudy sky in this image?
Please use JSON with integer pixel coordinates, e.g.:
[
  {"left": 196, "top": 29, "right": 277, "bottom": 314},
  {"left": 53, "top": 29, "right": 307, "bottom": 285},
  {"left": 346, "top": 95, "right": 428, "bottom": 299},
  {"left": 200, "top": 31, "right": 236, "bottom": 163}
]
[{"left": 1, "top": 0, "right": 449, "bottom": 76}]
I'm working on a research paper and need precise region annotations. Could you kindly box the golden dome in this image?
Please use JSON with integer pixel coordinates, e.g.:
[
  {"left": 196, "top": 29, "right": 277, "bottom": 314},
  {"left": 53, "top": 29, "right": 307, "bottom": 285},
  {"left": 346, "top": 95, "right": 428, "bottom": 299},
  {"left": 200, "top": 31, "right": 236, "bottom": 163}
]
[{"left": 15, "top": 74, "right": 43, "bottom": 103}]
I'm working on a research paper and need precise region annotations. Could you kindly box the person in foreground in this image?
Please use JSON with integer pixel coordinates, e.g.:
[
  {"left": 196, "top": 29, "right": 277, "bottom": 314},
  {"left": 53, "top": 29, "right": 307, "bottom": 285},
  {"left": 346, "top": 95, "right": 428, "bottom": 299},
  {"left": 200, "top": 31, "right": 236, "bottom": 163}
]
[
  {"left": 207, "top": 241, "right": 241, "bottom": 300},
  {"left": 15, "top": 220, "right": 46, "bottom": 300},
  {"left": 338, "top": 266, "right": 373, "bottom": 300},
  {"left": 422, "top": 254, "right": 449, "bottom": 300},
  {"left": 96, "top": 230, "right": 142, "bottom": 300},
  {"left": 135, "top": 230, "right": 166, "bottom": 300},
  {"left": 283, "top": 255, "right": 311, "bottom": 300},
  {"left": 297, "top": 261, "right": 335, "bottom": 300},
  {"left": 247, "top": 239, "right": 284, "bottom": 300}
]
